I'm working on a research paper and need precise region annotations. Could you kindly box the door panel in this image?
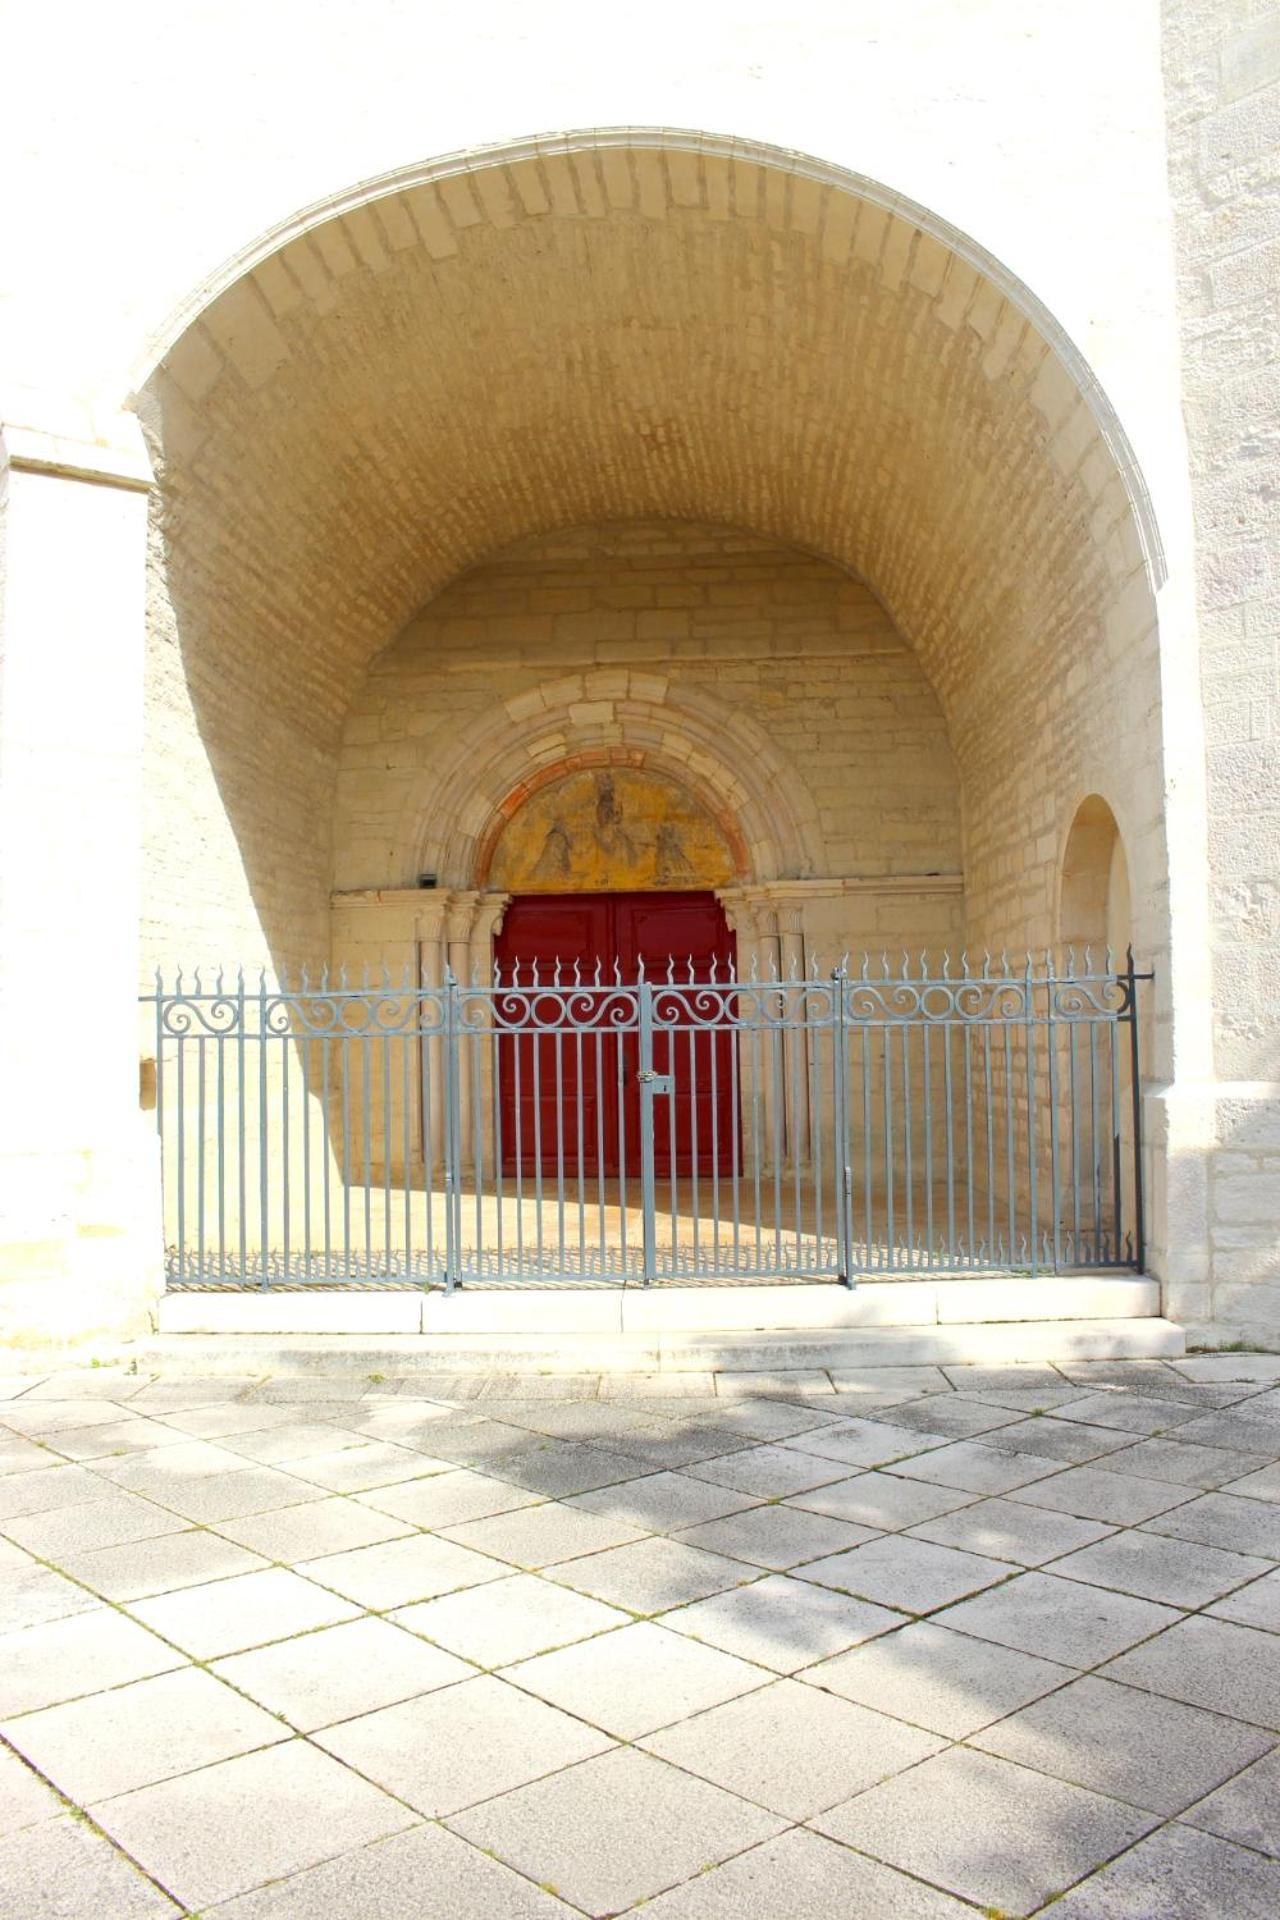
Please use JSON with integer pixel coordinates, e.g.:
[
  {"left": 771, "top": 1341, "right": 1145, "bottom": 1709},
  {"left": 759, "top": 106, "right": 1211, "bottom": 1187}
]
[
  {"left": 618, "top": 893, "right": 736, "bottom": 1178},
  {"left": 494, "top": 892, "right": 736, "bottom": 1176},
  {"left": 494, "top": 896, "right": 614, "bottom": 1175}
]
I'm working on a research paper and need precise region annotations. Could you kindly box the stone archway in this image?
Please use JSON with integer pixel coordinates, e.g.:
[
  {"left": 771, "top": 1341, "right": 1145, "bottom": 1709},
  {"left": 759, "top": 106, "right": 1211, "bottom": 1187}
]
[{"left": 134, "top": 127, "right": 1188, "bottom": 1293}]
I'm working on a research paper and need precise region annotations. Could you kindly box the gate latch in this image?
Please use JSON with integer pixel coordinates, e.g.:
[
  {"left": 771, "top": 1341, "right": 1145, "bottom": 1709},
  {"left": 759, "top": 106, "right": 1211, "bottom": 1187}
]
[{"left": 637, "top": 1070, "right": 674, "bottom": 1096}]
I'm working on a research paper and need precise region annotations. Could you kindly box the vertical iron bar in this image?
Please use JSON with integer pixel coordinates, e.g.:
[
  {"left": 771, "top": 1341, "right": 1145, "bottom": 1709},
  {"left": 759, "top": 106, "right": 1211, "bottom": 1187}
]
[
  {"left": 217, "top": 1006, "right": 226, "bottom": 1278},
  {"left": 902, "top": 1020, "right": 914, "bottom": 1270},
  {"left": 1004, "top": 1021, "right": 1016, "bottom": 1263},
  {"left": 943, "top": 1018, "right": 956, "bottom": 1264},
  {"left": 771, "top": 1011, "right": 784, "bottom": 1274},
  {"left": 154, "top": 981, "right": 166, "bottom": 1279},
  {"left": 281, "top": 1016, "right": 290, "bottom": 1278},
  {"left": 690, "top": 1021, "right": 701, "bottom": 1272},
  {"left": 883, "top": 1016, "right": 895, "bottom": 1270},
  {"left": 1068, "top": 1017, "right": 1081, "bottom": 1265},
  {"left": 1110, "top": 1002, "right": 1123, "bottom": 1265},
  {"left": 401, "top": 1016, "right": 411, "bottom": 1278},
  {"left": 176, "top": 1008, "right": 186, "bottom": 1283},
  {"left": 1046, "top": 964, "right": 1061, "bottom": 1271},
  {"left": 442, "top": 969, "right": 461, "bottom": 1292},
  {"left": 729, "top": 1004, "right": 742, "bottom": 1275},
  {"left": 196, "top": 1036, "right": 206, "bottom": 1281},
  {"left": 492, "top": 1018, "right": 504, "bottom": 1280},
  {"left": 471, "top": 1011, "right": 483, "bottom": 1276},
  {"left": 1089, "top": 1019, "right": 1102, "bottom": 1262},
  {"left": 963, "top": 1020, "right": 975, "bottom": 1266},
  {"left": 832, "top": 969, "right": 852, "bottom": 1287},
  {"left": 258, "top": 974, "right": 269, "bottom": 1287},
  {"left": 984, "top": 1020, "right": 995, "bottom": 1262},
  {"left": 862, "top": 1023, "right": 873, "bottom": 1269},
  {"left": 302, "top": 1015, "right": 313, "bottom": 1281},
  {"left": 1025, "top": 957, "right": 1040, "bottom": 1276},
  {"left": 554, "top": 1027, "right": 566, "bottom": 1278},
  {"left": 1127, "top": 949, "right": 1146, "bottom": 1271},
  {"left": 923, "top": 1021, "right": 934, "bottom": 1264},
  {"left": 341, "top": 1016, "right": 352, "bottom": 1278},
  {"left": 639, "top": 976, "right": 658, "bottom": 1285},
  {"left": 383, "top": 1026, "right": 392, "bottom": 1277}
]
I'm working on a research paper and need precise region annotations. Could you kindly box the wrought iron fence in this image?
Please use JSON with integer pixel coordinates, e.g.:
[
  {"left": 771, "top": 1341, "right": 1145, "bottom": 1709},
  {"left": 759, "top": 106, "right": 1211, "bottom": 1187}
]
[{"left": 145, "top": 950, "right": 1149, "bottom": 1288}]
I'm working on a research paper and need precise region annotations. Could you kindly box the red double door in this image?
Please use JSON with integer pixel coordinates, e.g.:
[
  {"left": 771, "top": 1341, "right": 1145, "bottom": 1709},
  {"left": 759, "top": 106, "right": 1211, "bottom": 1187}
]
[{"left": 494, "top": 892, "right": 736, "bottom": 1177}]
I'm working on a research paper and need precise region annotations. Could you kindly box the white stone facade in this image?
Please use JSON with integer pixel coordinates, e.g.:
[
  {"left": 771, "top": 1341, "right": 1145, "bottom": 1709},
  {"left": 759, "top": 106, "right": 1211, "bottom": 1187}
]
[{"left": 0, "top": 2, "right": 1275, "bottom": 1343}]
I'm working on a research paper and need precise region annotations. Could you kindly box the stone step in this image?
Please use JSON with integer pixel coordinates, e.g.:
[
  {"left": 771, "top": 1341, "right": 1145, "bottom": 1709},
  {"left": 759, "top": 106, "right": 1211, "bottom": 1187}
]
[
  {"left": 136, "top": 1313, "right": 1185, "bottom": 1373},
  {"left": 158, "top": 1275, "right": 1163, "bottom": 1339}
]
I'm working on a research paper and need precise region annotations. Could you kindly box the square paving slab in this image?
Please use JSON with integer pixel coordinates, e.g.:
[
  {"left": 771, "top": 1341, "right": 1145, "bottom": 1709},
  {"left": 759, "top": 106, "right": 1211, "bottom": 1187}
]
[
  {"left": 128, "top": 1565, "right": 359, "bottom": 1658},
  {"left": 798, "top": 1531, "right": 1016, "bottom": 1612},
  {"left": 640, "top": 1675, "right": 944, "bottom": 1817},
  {"left": 1048, "top": 1528, "right": 1270, "bottom": 1608},
  {"left": 1045, "top": 1820, "right": 1280, "bottom": 1918},
  {"left": 59, "top": 1527, "right": 268, "bottom": 1601},
  {"left": 1182, "top": 1747, "right": 1280, "bottom": 1856},
  {"left": 313, "top": 1672, "right": 613, "bottom": 1816},
  {"left": 974, "top": 1672, "right": 1274, "bottom": 1813},
  {"left": 296, "top": 1531, "right": 510, "bottom": 1609},
  {"left": 673, "top": 1502, "right": 876, "bottom": 1568},
  {"left": 439, "top": 1499, "right": 648, "bottom": 1567},
  {"left": 1208, "top": 1564, "right": 1280, "bottom": 1629},
  {"left": 1, "top": 1665, "right": 288, "bottom": 1802},
  {"left": 393, "top": 1569, "right": 630, "bottom": 1666},
  {"left": 813, "top": 1744, "right": 1154, "bottom": 1917},
  {"left": 505, "top": 1618, "right": 765, "bottom": 1737},
  {"left": 0, "top": 1814, "right": 180, "bottom": 1920},
  {"left": 801, "top": 1618, "right": 1074, "bottom": 1736},
  {"left": 566, "top": 1467, "right": 762, "bottom": 1530},
  {"left": 634, "top": 1825, "right": 974, "bottom": 1919},
  {"left": 89, "top": 1738, "right": 413, "bottom": 1913},
  {"left": 789, "top": 1470, "right": 978, "bottom": 1530},
  {"left": 545, "top": 1534, "right": 753, "bottom": 1611},
  {"left": 659, "top": 1569, "right": 905, "bottom": 1671},
  {"left": 905, "top": 1493, "right": 1116, "bottom": 1566},
  {"left": 935, "top": 1569, "right": 1179, "bottom": 1667},
  {"left": 447, "top": 1745, "right": 784, "bottom": 1916},
  {"left": 1100, "top": 1613, "right": 1280, "bottom": 1728},
  {"left": 211, "top": 1614, "right": 474, "bottom": 1728},
  {"left": 200, "top": 1822, "right": 577, "bottom": 1919},
  {"left": 1012, "top": 1463, "right": 1196, "bottom": 1525},
  {"left": 0, "top": 1606, "right": 183, "bottom": 1718}
]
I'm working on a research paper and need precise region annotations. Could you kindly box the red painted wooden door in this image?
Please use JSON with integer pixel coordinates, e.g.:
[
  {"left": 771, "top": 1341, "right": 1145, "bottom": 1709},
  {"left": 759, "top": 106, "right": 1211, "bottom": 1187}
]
[{"left": 494, "top": 892, "right": 735, "bottom": 1176}]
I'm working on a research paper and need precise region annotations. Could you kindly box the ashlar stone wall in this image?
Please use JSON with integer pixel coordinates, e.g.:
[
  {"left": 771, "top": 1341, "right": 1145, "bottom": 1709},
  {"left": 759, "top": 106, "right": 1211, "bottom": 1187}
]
[{"left": 333, "top": 521, "right": 964, "bottom": 972}]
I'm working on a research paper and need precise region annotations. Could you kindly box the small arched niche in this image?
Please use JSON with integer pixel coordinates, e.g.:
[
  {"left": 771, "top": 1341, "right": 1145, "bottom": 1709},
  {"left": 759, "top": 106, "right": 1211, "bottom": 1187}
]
[{"left": 1059, "top": 796, "right": 1133, "bottom": 962}]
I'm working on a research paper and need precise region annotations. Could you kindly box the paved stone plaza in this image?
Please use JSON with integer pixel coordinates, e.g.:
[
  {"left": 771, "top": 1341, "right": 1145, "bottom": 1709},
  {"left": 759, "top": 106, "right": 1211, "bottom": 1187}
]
[{"left": 3, "top": 1352, "right": 1280, "bottom": 1917}]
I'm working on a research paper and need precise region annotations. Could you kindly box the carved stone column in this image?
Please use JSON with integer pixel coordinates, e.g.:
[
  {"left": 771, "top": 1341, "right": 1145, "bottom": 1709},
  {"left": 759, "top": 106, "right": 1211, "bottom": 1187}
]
[
  {"left": 415, "top": 895, "right": 450, "bottom": 1179},
  {"left": 444, "top": 893, "right": 480, "bottom": 1170},
  {"left": 469, "top": 893, "right": 510, "bottom": 1181},
  {"left": 775, "top": 899, "right": 812, "bottom": 1165},
  {"left": 717, "top": 887, "right": 782, "bottom": 1174}
]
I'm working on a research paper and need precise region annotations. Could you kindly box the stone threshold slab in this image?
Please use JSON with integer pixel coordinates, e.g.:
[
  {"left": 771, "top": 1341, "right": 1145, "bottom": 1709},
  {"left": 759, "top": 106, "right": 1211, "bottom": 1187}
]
[{"left": 157, "top": 1276, "right": 1161, "bottom": 1339}]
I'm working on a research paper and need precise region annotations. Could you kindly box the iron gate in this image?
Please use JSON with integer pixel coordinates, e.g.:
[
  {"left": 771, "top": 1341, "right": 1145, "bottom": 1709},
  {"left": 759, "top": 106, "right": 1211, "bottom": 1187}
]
[{"left": 146, "top": 951, "right": 1148, "bottom": 1288}]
